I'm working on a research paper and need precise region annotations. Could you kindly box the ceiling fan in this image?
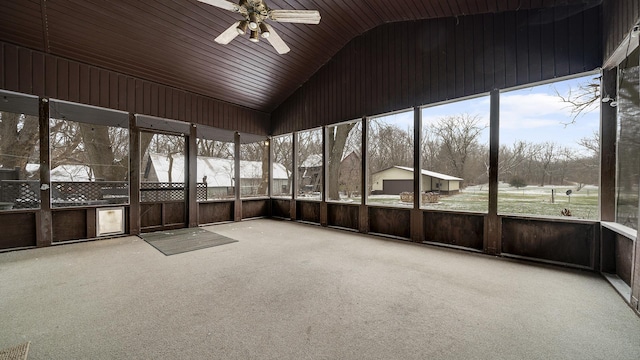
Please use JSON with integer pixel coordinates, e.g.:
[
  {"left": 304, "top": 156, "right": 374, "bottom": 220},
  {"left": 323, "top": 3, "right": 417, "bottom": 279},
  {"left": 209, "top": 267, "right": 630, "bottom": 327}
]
[{"left": 197, "top": 0, "right": 321, "bottom": 54}]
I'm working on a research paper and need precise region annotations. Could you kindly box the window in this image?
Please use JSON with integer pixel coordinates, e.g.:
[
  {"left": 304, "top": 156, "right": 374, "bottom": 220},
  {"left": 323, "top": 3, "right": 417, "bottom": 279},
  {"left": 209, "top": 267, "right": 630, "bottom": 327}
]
[
  {"left": 0, "top": 91, "right": 40, "bottom": 210},
  {"left": 240, "top": 140, "right": 269, "bottom": 198},
  {"left": 140, "top": 131, "right": 185, "bottom": 202},
  {"left": 367, "top": 110, "right": 414, "bottom": 208},
  {"left": 421, "top": 96, "right": 490, "bottom": 212},
  {"left": 271, "top": 134, "right": 293, "bottom": 198},
  {"left": 616, "top": 48, "right": 639, "bottom": 230},
  {"left": 49, "top": 101, "right": 129, "bottom": 208},
  {"left": 327, "top": 120, "right": 362, "bottom": 204},
  {"left": 296, "top": 128, "right": 323, "bottom": 200},
  {"left": 498, "top": 74, "right": 600, "bottom": 219},
  {"left": 196, "top": 131, "right": 235, "bottom": 201}
]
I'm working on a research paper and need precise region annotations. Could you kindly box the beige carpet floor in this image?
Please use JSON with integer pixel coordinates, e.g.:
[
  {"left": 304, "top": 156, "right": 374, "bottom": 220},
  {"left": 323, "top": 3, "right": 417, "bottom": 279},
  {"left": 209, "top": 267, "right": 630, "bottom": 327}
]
[{"left": 1, "top": 219, "right": 639, "bottom": 359}]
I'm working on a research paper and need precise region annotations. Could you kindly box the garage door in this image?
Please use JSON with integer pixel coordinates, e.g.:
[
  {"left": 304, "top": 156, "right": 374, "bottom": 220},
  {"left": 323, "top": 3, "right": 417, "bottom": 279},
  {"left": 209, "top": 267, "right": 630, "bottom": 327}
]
[{"left": 382, "top": 180, "right": 413, "bottom": 195}]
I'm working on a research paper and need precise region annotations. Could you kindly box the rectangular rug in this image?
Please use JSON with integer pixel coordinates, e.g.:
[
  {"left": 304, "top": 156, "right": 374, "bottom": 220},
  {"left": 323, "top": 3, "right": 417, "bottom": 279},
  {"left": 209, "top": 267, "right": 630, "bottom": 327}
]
[
  {"left": 140, "top": 228, "right": 238, "bottom": 256},
  {"left": 0, "top": 342, "right": 30, "bottom": 360}
]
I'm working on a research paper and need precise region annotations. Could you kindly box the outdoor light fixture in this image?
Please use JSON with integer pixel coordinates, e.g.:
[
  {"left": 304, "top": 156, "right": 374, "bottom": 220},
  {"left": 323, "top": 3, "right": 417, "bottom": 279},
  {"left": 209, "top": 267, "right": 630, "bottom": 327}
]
[
  {"left": 248, "top": 13, "right": 259, "bottom": 30},
  {"left": 259, "top": 23, "right": 270, "bottom": 38},
  {"left": 632, "top": 24, "right": 639, "bottom": 37},
  {"left": 236, "top": 20, "right": 248, "bottom": 35},
  {"left": 602, "top": 95, "right": 618, "bottom": 107},
  {"left": 249, "top": 30, "right": 260, "bottom": 42}
]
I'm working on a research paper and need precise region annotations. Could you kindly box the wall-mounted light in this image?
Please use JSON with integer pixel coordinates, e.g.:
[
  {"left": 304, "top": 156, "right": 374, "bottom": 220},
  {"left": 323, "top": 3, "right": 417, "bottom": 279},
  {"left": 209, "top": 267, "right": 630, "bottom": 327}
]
[
  {"left": 632, "top": 24, "right": 639, "bottom": 37},
  {"left": 259, "top": 23, "right": 270, "bottom": 38},
  {"left": 602, "top": 95, "right": 617, "bottom": 107}
]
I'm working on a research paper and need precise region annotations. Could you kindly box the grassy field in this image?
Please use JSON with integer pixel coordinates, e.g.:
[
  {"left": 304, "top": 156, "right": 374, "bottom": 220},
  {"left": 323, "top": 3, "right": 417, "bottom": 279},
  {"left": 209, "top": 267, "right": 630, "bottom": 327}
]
[{"left": 350, "top": 183, "right": 600, "bottom": 220}]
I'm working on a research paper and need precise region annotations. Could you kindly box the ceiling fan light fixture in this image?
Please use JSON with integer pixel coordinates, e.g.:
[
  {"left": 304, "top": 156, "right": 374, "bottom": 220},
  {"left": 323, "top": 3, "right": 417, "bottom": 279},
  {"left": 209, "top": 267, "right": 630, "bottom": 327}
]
[
  {"left": 259, "top": 23, "right": 270, "bottom": 38},
  {"left": 236, "top": 20, "right": 248, "bottom": 35},
  {"left": 249, "top": 30, "right": 260, "bottom": 42},
  {"left": 248, "top": 13, "right": 259, "bottom": 30}
]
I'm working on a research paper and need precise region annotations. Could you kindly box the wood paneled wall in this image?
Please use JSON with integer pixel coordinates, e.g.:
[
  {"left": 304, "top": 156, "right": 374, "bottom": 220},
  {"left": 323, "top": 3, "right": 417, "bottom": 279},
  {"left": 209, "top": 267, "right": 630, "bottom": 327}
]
[
  {"left": 603, "top": 0, "right": 640, "bottom": 60},
  {"left": 0, "top": 41, "right": 270, "bottom": 135},
  {"left": 271, "top": 6, "right": 602, "bottom": 134}
]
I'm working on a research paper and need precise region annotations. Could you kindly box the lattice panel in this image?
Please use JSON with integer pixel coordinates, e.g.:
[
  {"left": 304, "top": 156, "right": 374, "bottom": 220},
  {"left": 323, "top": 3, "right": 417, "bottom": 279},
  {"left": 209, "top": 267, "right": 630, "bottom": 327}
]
[
  {"left": 52, "top": 181, "right": 129, "bottom": 207},
  {"left": 141, "top": 182, "right": 185, "bottom": 202},
  {"left": 196, "top": 182, "right": 207, "bottom": 201},
  {"left": 0, "top": 180, "right": 40, "bottom": 209}
]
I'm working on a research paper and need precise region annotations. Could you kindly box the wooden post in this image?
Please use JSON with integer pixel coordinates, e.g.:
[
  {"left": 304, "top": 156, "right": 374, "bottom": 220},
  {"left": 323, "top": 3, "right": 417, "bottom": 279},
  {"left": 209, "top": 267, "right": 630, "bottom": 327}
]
[
  {"left": 234, "top": 131, "right": 242, "bottom": 221},
  {"left": 631, "top": 57, "right": 640, "bottom": 311},
  {"left": 267, "top": 136, "right": 273, "bottom": 217},
  {"left": 128, "top": 113, "right": 140, "bottom": 235},
  {"left": 600, "top": 68, "right": 617, "bottom": 222},
  {"left": 188, "top": 124, "right": 198, "bottom": 227},
  {"left": 411, "top": 106, "right": 423, "bottom": 242},
  {"left": 320, "top": 126, "right": 328, "bottom": 226},
  {"left": 290, "top": 131, "right": 298, "bottom": 220},
  {"left": 359, "top": 117, "right": 369, "bottom": 233},
  {"left": 633, "top": 194, "right": 640, "bottom": 313},
  {"left": 484, "top": 89, "right": 501, "bottom": 255},
  {"left": 37, "top": 97, "right": 52, "bottom": 247}
]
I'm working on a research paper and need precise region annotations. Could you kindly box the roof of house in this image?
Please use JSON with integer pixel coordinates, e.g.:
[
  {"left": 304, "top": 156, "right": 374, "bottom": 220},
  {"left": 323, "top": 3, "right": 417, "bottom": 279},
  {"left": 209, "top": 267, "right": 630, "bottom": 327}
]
[
  {"left": 148, "top": 154, "right": 289, "bottom": 186},
  {"left": 376, "top": 166, "right": 464, "bottom": 181},
  {"left": 300, "top": 154, "right": 323, "bottom": 168},
  {"left": 50, "top": 165, "right": 95, "bottom": 182}
]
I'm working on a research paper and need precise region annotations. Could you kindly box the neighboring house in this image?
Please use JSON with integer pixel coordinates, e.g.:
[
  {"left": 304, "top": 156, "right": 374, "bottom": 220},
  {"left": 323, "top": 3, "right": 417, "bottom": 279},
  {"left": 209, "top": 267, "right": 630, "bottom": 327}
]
[
  {"left": 298, "top": 153, "right": 322, "bottom": 193},
  {"left": 50, "top": 164, "right": 95, "bottom": 181},
  {"left": 143, "top": 153, "right": 289, "bottom": 197},
  {"left": 371, "top": 166, "right": 463, "bottom": 195},
  {"left": 338, "top": 151, "right": 361, "bottom": 196}
]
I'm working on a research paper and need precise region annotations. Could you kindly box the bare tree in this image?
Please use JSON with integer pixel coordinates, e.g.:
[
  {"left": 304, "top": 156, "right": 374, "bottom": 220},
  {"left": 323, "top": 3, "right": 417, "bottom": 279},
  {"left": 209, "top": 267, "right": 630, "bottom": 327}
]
[
  {"left": 555, "top": 80, "right": 600, "bottom": 125},
  {"left": 197, "top": 138, "right": 233, "bottom": 158},
  {"left": 367, "top": 120, "right": 413, "bottom": 174},
  {"left": 0, "top": 112, "right": 39, "bottom": 178},
  {"left": 431, "top": 114, "right": 486, "bottom": 185},
  {"left": 78, "top": 123, "right": 128, "bottom": 180},
  {"left": 536, "top": 142, "right": 558, "bottom": 186},
  {"left": 271, "top": 135, "right": 293, "bottom": 195},
  {"left": 327, "top": 122, "right": 357, "bottom": 200},
  {"left": 495, "top": 141, "right": 542, "bottom": 183}
]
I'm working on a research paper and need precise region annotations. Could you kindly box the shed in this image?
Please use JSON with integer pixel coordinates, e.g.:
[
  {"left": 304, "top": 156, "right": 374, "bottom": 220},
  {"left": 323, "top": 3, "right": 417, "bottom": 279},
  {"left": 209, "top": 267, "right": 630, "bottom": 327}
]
[{"left": 371, "top": 166, "right": 463, "bottom": 195}]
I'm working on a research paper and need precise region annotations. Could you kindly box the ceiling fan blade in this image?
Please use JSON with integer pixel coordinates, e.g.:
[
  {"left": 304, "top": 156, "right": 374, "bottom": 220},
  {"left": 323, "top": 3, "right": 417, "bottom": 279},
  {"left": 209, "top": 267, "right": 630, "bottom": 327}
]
[
  {"left": 268, "top": 10, "right": 321, "bottom": 24},
  {"left": 215, "top": 21, "right": 241, "bottom": 44},
  {"left": 264, "top": 24, "right": 290, "bottom": 54},
  {"left": 197, "top": 0, "right": 240, "bottom": 12}
]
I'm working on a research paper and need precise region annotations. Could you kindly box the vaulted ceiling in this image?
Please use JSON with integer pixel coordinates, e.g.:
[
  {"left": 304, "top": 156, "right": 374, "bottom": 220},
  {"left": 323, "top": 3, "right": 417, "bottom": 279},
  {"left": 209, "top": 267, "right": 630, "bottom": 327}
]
[{"left": 1, "top": 0, "right": 601, "bottom": 113}]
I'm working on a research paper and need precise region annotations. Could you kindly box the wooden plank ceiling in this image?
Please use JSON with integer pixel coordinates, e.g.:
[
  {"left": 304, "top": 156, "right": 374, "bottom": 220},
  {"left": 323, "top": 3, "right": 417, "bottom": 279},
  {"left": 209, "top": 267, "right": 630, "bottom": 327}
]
[{"left": 0, "top": 0, "right": 600, "bottom": 113}]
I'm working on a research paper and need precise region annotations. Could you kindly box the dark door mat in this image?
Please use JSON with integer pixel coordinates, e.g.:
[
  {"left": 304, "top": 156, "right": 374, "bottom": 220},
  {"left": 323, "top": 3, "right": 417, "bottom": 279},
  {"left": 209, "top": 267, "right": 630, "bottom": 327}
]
[
  {"left": 140, "top": 228, "right": 238, "bottom": 256},
  {"left": 0, "top": 341, "right": 30, "bottom": 360}
]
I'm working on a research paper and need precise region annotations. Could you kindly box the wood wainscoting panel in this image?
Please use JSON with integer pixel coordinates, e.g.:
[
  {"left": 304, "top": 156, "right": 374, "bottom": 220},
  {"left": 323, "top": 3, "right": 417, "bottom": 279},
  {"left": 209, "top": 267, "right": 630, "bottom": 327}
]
[
  {"left": 52, "top": 209, "right": 87, "bottom": 242},
  {"left": 502, "top": 217, "right": 597, "bottom": 268},
  {"left": 327, "top": 203, "right": 359, "bottom": 231},
  {"left": 368, "top": 207, "right": 411, "bottom": 239},
  {"left": 198, "top": 201, "right": 233, "bottom": 224},
  {"left": 423, "top": 211, "right": 484, "bottom": 250},
  {"left": 0, "top": 211, "right": 37, "bottom": 249}
]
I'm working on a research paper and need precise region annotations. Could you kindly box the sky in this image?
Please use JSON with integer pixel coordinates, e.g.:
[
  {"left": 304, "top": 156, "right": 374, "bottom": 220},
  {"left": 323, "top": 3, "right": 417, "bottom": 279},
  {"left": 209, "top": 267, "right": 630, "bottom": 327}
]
[{"left": 377, "top": 74, "right": 601, "bottom": 156}]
